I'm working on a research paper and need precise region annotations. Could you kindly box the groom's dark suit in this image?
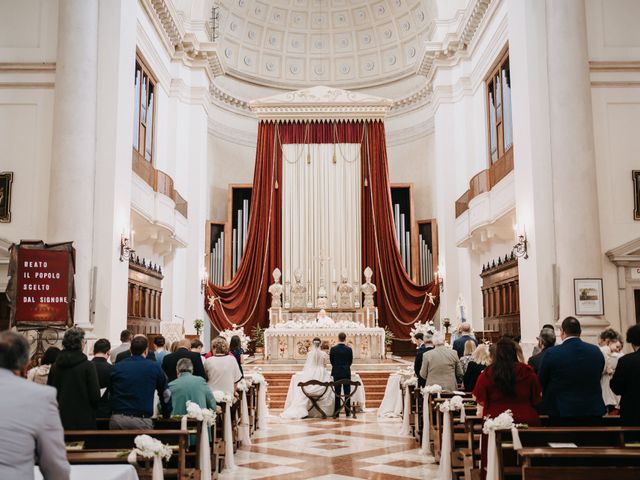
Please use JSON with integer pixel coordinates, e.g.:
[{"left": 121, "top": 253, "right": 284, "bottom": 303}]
[{"left": 330, "top": 342, "right": 353, "bottom": 416}]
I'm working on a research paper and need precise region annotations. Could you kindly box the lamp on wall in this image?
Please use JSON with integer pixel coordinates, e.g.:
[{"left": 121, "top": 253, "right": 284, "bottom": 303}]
[
  {"left": 119, "top": 231, "right": 135, "bottom": 262},
  {"left": 200, "top": 267, "right": 209, "bottom": 294},
  {"left": 435, "top": 266, "right": 445, "bottom": 292},
  {"left": 512, "top": 224, "right": 529, "bottom": 260}
]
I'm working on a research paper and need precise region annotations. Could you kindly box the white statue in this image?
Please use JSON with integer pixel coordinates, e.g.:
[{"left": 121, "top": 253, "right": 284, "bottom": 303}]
[
  {"left": 316, "top": 280, "right": 329, "bottom": 309},
  {"left": 290, "top": 269, "right": 307, "bottom": 308},
  {"left": 361, "top": 266, "right": 377, "bottom": 308},
  {"left": 456, "top": 294, "right": 466, "bottom": 323},
  {"left": 336, "top": 270, "right": 354, "bottom": 308},
  {"left": 268, "top": 268, "right": 284, "bottom": 308}
]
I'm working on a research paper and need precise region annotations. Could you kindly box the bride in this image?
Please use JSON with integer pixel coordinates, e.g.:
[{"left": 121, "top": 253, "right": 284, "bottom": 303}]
[{"left": 280, "top": 338, "right": 335, "bottom": 419}]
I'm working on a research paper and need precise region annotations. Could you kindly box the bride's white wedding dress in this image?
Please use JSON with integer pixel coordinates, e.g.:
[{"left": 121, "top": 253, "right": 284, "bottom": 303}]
[{"left": 280, "top": 346, "right": 335, "bottom": 419}]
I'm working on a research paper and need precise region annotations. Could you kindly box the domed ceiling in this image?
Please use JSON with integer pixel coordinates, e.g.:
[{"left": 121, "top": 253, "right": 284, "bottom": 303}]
[{"left": 218, "top": 0, "right": 437, "bottom": 89}]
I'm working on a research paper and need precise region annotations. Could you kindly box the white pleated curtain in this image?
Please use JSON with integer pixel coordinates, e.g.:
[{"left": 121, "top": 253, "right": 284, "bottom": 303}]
[{"left": 282, "top": 143, "right": 361, "bottom": 306}]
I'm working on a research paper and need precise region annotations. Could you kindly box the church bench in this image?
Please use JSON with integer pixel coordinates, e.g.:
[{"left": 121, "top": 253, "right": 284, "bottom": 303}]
[
  {"left": 64, "top": 429, "right": 188, "bottom": 479},
  {"left": 518, "top": 447, "right": 640, "bottom": 480},
  {"left": 247, "top": 383, "right": 258, "bottom": 434},
  {"left": 495, "top": 427, "right": 640, "bottom": 480}
]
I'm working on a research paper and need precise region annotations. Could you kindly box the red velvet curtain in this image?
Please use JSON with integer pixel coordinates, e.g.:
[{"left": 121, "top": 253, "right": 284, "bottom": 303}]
[
  {"left": 361, "top": 121, "right": 440, "bottom": 339},
  {"left": 205, "top": 120, "right": 439, "bottom": 339},
  {"left": 204, "top": 122, "right": 281, "bottom": 332}
]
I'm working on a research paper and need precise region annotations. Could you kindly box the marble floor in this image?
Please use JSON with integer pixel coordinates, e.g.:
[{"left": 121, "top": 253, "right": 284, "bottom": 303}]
[{"left": 220, "top": 411, "right": 438, "bottom": 480}]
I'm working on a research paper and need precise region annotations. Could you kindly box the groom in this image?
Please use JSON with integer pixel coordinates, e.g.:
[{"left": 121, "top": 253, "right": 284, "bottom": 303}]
[{"left": 330, "top": 332, "right": 353, "bottom": 418}]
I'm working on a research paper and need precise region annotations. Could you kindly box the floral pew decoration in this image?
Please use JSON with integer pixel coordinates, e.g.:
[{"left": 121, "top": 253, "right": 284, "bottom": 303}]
[
  {"left": 213, "top": 390, "right": 237, "bottom": 471},
  {"left": 400, "top": 375, "right": 418, "bottom": 436},
  {"left": 179, "top": 401, "right": 216, "bottom": 480},
  {"left": 127, "top": 434, "right": 172, "bottom": 480},
  {"left": 482, "top": 410, "right": 524, "bottom": 480},
  {"left": 435, "top": 395, "right": 465, "bottom": 480},
  {"left": 236, "top": 378, "right": 252, "bottom": 446},
  {"left": 218, "top": 325, "right": 251, "bottom": 349},
  {"left": 248, "top": 367, "right": 269, "bottom": 430},
  {"left": 420, "top": 384, "right": 442, "bottom": 456}
]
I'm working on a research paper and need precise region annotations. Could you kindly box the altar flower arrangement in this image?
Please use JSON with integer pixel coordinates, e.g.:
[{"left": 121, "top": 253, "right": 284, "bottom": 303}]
[
  {"left": 273, "top": 319, "right": 362, "bottom": 330},
  {"left": 128, "top": 434, "right": 172, "bottom": 461},
  {"left": 410, "top": 321, "right": 436, "bottom": 344},
  {"left": 212, "top": 390, "right": 235, "bottom": 404},
  {"left": 219, "top": 324, "right": 251, "bottom": 349}
]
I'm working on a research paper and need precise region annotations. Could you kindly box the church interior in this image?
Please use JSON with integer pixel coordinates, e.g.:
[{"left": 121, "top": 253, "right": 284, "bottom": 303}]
[{"left": 1, "top": 0, "right": 640, "bottom": 479}]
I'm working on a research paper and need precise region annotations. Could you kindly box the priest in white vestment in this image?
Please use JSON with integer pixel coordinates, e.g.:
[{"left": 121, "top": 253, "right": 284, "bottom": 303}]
[{"left": 315, "top": 309, "right": 334, "bottom": 327}]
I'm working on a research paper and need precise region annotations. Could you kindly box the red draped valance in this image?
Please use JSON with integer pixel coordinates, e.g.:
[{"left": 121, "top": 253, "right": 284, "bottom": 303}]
[{"left": 205, "top": 120, "right": 439, "bottom": 339}]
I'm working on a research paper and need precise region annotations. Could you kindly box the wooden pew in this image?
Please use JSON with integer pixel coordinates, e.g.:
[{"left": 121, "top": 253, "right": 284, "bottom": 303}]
[
  {"left": 64, "top": 429, "right": 188, "bottom": 480},
  {"left": 495, "top": 426, "right": 640, "bottom": 480},
  {"left": 519, "top": 447, "right": 640, "bottom": 480}
]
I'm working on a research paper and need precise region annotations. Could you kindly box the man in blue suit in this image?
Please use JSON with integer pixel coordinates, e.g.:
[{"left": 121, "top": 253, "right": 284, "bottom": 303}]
[
  {"left": 330, "top": 332, "right": 353, "bottom": 418},
  {"left": 538, "top": 317, "right": 605, "bottom": 425}
]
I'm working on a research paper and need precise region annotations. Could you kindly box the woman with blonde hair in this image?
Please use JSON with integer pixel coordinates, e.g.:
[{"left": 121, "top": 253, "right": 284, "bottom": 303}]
[
  {"left": 460, "top": 340, "right": 476, "bottom": 374},
  {"left": 204, "top": 337, "right": 242, "bottom": 396},
  {"left": 463, "top": 343, "right": 491, "bottom": 392}
]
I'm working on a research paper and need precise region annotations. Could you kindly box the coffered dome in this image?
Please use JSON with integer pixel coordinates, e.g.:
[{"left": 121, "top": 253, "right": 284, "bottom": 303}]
[{"left": 218, "top": 0, "right": 437, "bottom": 89}]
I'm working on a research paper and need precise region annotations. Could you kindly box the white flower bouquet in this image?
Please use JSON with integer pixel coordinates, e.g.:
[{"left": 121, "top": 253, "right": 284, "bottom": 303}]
[
  {"left": 402, "top": 376, "right": 418, "bottom": 388},
  {"left": 186, "top": 400, "right": 216, "bottom": 426},
  {"left": 422, "top": 384, "right": 443, "bottom": 396},
  {"left": 236, "top": 378, "right": 251, "bottom": 392},
  {"left": 273, "top": 319, "right": 362, "bottom": 330},
  {"left": 129, "top": 434, "right": 172, "bottom": 461},
  {"left": 219, "top": 324, "right": 251, "bottom": 349},
  {"left": 482, "top": 410, "right": 526, "bottom": 433},
  {"left": 213, "top": 390, "right": 235, "bottom": 404},
  {"left": 248, "top": 368, "right": 267, "bottom": 386}
]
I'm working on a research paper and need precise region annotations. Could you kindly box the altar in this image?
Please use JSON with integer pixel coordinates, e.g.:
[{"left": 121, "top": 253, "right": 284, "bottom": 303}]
[{"left": 264, "top": 324, "right": 385, "bottom": 360}]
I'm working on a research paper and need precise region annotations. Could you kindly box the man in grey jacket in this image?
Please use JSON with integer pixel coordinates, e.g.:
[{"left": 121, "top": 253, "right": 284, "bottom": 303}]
[
  {"left": 0, "top": 330, "right": 70, "bottom": 479},
  {"left": 420, "top": 332, "right": 463, "bottom": 391}
]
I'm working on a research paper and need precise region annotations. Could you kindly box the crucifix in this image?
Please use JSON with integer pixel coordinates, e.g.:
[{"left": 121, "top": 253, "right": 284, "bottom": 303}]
[
  {"left": 315, "top": 250, "right": 332, "bottom": 307},
  {"left": 315, "top": 250, "right": 332, "bottom": 284}
]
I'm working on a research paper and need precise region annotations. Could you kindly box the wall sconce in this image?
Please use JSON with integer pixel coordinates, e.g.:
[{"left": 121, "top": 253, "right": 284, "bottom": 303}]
[
  {"left": 435, "top": 268, "right": 444, "bottom": 292},
  {"left": 119, "top": 233, "right": 135, "bottom": 262},
  {"left": 512, "top": 227, "right": 529, "bottom": 260},
  {"left": 200, "top": 267, "right": 209, "bottom": 294}
]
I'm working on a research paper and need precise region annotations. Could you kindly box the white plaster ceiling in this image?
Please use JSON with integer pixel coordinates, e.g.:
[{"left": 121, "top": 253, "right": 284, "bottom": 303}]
[{"left": 218, "top": 0, "right": 437, "bottom": 89}]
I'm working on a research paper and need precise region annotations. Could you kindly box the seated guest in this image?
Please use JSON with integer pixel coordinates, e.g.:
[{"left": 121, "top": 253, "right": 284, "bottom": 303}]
[
  {"left": 110, "top": 336, "right": 172, "bottom": 429},
  {"left": 531, "top": 324, "right": 555, "bottom": 356},
  {"left": 459, "top": 340, "right": 476, "bottom": 373},
  {"left": 27, "top": 346, "right": 60, "bottom": 385},
  {"left": 191, "top": 338, "right": 204, "bottom": 355},
  {"left": 528, "top": 328, "right": 556, "bottom": 374},
  {"left": 229, "top": 335, "right": 244, "bottom": 376},
  {"left": 452, "top": 323, "right": 478, "bottom": 358},
  {"left": 110, "top": 329, "right": 132, "bottom": 363},
  {"left": 116, "top": 334, "right": 156, "bottom": 363},
  {"left": 538, "top": 316, "right": 606, "bottom": 424},
  {"left": 419, "top": 332, "right": 462, "bottom": 391},
  {"left": 413, "top": 333, "right": 431, "bottom": 388},
  {"left": 168, "top": 358, "right": 216, "bottom": 416},
  {"left": 154, "top": 335, "right": 168, "bottom": 366},
  {"left": 204, "top": 337, "right": 242, "bottom": 396},
  {"left": 162, "top": 339, "right": 207, "bottom": 383},
  {"left": 48, "top": 327, "right": 100, "bottom": 429},
  {"left": 611, "top": 325, "right": 640, "bottom": 425},
  {"left": 0, "top": 331, "right": 70, "bottom": 479},
  {"left": 91, "top": 338, "right": 114, "bottom": 418},
  {"left": 473, "top": 338, "right": 541, "bottom": 480},
  {"left": 463, "top": 343, "right": 491, "bottom": 392}
]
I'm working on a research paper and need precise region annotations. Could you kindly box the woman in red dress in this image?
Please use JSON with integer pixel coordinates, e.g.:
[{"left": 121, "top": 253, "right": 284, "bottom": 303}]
[{"left": 473, "top": 338, "right": 542, "bottom": 480}]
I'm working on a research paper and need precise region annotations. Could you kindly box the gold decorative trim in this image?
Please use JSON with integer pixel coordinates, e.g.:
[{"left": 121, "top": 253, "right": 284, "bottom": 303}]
[
  {"left": 591, "top": 81, "right": 640, "bottom": 88},
  {"left": 0, "top": 82, "right": 54, "bottom": 89},
  {"left": 0, "top": 63, "right": 55, "bottom": 73}
]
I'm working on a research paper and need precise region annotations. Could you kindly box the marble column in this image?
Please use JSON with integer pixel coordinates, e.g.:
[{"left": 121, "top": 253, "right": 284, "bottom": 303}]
[
  {"left": 48, "top": 0, "right": 99, "bottom": 329},
  {"left": 546, "top": 0, "right": 607, "bottom": 335}
]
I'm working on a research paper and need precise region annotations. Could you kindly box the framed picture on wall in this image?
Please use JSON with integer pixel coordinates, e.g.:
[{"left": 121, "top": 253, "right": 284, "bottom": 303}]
[
  {"left": 633, "top": 170, "right": 640, "bottom": 221},
  {"left": 574, "top": 278, "right": 604, "bottom": 316},
  {"left": 0, "top": 172, "right": 13, "bottom": 223}
]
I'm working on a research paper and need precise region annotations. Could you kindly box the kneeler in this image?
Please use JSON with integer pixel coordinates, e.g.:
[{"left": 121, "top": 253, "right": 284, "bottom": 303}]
[
  {"left": 298, "top": 380, "right": 333, "bottom": 419},
  {"left": 332, "top": 379, "right": 362, "bottom": 419}
]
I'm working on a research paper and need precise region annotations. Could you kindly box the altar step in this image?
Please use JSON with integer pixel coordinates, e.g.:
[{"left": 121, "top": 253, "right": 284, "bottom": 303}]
[{"left": 263, "top": 371, "right": 393, "bottom": 410}]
